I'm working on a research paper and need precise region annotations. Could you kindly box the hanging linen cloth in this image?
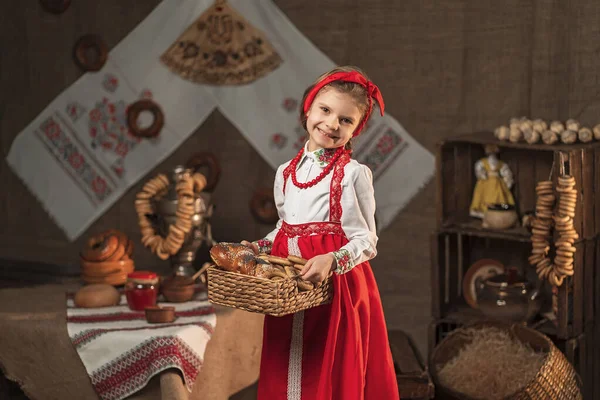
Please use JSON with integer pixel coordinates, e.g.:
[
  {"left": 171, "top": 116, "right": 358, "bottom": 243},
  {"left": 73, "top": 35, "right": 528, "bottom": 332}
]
[{"left": 6, "top": 0, "right": 433, "bottom": 240}]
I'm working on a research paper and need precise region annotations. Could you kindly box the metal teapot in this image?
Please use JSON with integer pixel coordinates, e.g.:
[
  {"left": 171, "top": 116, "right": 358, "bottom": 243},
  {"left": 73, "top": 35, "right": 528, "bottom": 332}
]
[{"left": 476, "top": 270, "right": 542, "bottom": 323}]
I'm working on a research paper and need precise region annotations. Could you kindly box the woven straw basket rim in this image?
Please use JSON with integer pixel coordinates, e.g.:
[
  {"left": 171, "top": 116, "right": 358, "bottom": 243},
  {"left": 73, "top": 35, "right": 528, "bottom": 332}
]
[
  {"left": 429, "top": 321, "right": 582, "bottom": 400},
  {"left": 206, "top": 265, "right": 333, "bottom": 317}
]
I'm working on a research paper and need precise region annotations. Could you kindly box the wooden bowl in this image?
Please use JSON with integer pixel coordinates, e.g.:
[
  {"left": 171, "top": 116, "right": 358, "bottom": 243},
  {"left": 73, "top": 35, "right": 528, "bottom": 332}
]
[
  {"left": 162, "top": 285, "right": 195, "bottom": 303},
  {"left": 145, "top": 306, "right": 176, "bottom": 323}
]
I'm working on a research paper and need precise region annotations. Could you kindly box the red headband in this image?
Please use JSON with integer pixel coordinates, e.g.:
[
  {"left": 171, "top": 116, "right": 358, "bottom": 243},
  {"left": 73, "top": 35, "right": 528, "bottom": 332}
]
[{"left": 303, "top": 71, "right": 385, "bottom": 137}]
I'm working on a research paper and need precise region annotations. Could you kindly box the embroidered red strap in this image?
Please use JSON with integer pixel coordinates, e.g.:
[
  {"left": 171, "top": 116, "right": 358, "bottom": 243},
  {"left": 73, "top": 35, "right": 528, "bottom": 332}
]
[
  {"left": 280, "top": 221, "right": 344, "bottom": 238},
  {"left": 282, "top": 161, "right": 294, "bottom": 194},
  {"left": 329, "top": 152, "right": 350, "bottom": 222},
  {"left": 302, "top": 71, "right": 385, "bottom": 137}
]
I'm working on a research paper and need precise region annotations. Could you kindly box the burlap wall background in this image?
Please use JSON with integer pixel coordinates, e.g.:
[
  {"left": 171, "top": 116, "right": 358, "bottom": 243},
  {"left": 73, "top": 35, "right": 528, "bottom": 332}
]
[{"left": 2, "top": 0, "right": 600, "bottom": 357}]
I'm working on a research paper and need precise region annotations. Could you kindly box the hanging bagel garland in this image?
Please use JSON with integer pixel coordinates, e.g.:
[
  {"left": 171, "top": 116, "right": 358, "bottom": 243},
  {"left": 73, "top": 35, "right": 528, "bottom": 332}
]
[
  {"left": 250, "top": 187, "right": 278, "bottom": 224},
  {"left": 185, "top": 152, "right": 221, "bottom": 192},
  {"left": 528, "top": 176, "right": 578, "bottom": 286},
  {"left": 127, "top": 99, "right": 165, "bottom": 139},
  {"left": 135, "top": 171, "right": 208, "bottom": 260},
  {"left": 73, "top": 34, "right": 108, "bottom": 72}
]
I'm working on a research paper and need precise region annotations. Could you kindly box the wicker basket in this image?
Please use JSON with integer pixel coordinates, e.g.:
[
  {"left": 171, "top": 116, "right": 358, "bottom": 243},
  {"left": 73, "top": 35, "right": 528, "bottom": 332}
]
[
  {"left": 429, "top": 321, "right": 582, "bottom": 400},
  {"left": 206, "top": 265, "right": 333, "bottom": 317}
]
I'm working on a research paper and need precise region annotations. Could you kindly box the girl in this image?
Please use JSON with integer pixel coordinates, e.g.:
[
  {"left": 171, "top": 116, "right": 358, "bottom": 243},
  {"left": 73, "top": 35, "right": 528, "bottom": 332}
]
[{"left": 242, "top": 66, "right": 400, "bottom": 400}]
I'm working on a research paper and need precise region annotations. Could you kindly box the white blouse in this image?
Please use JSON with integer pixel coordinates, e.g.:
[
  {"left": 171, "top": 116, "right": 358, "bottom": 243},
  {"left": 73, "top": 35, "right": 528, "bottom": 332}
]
[{"left": 255, "top": 144, "right": 378, "bottom": 274}]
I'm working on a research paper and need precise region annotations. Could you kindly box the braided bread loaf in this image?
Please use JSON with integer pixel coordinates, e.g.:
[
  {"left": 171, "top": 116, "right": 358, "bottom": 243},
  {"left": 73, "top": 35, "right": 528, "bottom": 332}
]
[{"left": 210, "top": 242, "right": 281, "bottom": 278}]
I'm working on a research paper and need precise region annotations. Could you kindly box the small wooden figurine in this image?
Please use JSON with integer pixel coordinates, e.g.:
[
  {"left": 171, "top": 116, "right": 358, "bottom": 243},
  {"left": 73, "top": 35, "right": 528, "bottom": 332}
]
[{"left": 469, "top": 144, "right": 515, "bottom": 218}]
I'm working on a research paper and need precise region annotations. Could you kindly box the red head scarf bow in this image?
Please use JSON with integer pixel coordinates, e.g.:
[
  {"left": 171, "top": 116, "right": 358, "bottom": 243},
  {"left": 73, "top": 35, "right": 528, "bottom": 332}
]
[{"left": 302, "top": 71, "right": 385, "bottom": 137}]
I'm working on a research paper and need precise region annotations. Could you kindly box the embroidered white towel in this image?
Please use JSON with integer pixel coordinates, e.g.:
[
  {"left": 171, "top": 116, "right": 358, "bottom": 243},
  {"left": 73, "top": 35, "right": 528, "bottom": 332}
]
[{"left": 6, "top": 0, "right": 433, "bottom": 240}]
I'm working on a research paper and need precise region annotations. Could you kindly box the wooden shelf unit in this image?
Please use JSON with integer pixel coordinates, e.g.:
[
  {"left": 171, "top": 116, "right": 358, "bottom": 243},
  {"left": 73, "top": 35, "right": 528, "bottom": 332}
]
[
  {"left": 436, "top": 131, "right": 600, "bottom": 239},
  {"left": 430, "top": 132, "right": 600, "bottom": 399}
]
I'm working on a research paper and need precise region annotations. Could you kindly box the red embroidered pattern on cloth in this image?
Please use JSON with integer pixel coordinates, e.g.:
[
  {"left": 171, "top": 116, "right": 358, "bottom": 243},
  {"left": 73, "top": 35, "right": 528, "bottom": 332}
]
[
  {"left": 329, "top": 152, "right": 350, "bottom": 222},
  {"left": 71, "top": 321, "right": 214, "bottom": 349},
  {"left": 332, "top": 248, "right": 353, "bottom": 274},
  {"left": 36, "top": 114, "right": 113, "bottom": 203},
  {"left": 256, "top": 238, "right": 273, "bottom": 254},
  {"left": 281, "top": 221, "right": 344, "bottom": 238},
  {"left": 91, "top": 336, "right": 201, "bottom": 400},
  {"left": 66, "top": 305, "right": 214, "bottom": 323}
]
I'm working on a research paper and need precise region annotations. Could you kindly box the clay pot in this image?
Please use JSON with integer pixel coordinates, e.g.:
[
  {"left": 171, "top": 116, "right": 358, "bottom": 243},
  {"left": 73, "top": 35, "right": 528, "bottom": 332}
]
[
  {"left": 162, "top": 285, "right": 195, "bottom": 302},
  {"left": 482, "top": 203, "right": 518, "bottom": 229}
]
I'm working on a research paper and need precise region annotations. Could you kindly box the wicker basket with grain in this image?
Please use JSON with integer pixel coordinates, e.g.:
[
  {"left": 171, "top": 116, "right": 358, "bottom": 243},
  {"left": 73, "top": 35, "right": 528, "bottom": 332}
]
[
  {"left": 429, "top": 321, "right": 582, "bottom": 400},
  {"left": 206, "top": 243, "right": 333, "bottom": 317}
]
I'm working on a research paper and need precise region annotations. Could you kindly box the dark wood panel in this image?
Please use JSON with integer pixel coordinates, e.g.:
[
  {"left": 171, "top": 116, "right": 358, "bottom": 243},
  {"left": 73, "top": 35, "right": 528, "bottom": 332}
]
[
  {"left": 595, "top": 240, "right": 600, "bottom": 399},
  {"left": 454, "top": 144, "right": 472, "bottom": 222},
  {"left": 430, "top": 232, "right": 441, "bottom": 319},
  {"left": 435, "top": 145, "right": 444, "bottom": 228},
  {"left": 514, "top": 149, "right": 535, "bottom": 216},
  {"left": 595, "top": 149, "right": 600, "bottom": 239},
  {"left": 534, "top": 150, "right": 554, "bottom": 186},
  {"left": 581, "top": 149, "right": 595, "bottom": 238},
  {"left": 583, "top": 241, "right": 595, "bottom": 328},
  {"left": 572, "top": 241, "right": 584, "bottom": 336},
  {"left": 441, "top": 144, "right": 456, "bottom": 224}
]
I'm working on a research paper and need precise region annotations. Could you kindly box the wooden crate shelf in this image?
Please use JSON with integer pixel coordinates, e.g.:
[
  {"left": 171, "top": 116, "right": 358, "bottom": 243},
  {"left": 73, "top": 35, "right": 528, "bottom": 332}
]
[
  {"left": 441, "top": 218, "right": 532, "bottom": 242},
  {"left": 436, "top": 131, "right": 600, "bottom": 239},
  {"left": 431, "top": 132, "right": 600, "bottom": 399},
  {"left": 431, "top": 230, "right": 598, "bottom": 339}
]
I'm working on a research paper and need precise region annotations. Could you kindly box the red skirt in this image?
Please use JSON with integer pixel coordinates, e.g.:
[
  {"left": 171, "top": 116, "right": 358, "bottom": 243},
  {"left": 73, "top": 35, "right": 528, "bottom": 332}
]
[{"left": 257, "top": 222, "right": 400, "bottom": 400}]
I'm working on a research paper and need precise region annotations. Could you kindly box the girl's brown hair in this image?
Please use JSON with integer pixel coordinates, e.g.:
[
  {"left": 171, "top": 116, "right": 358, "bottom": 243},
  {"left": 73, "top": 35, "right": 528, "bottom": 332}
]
[{"left": 299, "top": 66, "right": 374, "bottom": 151}]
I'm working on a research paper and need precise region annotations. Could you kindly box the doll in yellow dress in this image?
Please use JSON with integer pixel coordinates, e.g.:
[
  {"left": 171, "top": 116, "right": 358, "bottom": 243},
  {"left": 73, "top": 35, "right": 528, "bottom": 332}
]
[{"left": 469, "top": 144, "right": 515, "bottom": 218}]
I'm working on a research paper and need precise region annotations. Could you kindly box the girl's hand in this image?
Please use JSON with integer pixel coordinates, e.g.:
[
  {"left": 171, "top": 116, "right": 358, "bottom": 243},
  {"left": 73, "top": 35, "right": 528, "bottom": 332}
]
[
  {"left": 241, "top": 240, "right": 258, "bottom": 255},
  {"left": 300, "top": 253, "right": 335, "bottom": 283}
]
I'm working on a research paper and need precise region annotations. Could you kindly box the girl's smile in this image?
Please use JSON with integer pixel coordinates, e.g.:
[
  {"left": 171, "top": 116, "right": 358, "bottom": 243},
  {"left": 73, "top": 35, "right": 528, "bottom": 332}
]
[
  {"left": 305, "top": 88, "right": 362, "bottom": 152},
  {"left": 317, "top": 127, "right": 339, "bottom": 139}
]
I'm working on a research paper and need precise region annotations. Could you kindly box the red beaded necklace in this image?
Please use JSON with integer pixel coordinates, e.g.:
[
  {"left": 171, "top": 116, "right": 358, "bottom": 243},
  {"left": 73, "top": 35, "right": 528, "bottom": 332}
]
[{"left": 290, "top": 147, "right": 345, "bottom": 189}]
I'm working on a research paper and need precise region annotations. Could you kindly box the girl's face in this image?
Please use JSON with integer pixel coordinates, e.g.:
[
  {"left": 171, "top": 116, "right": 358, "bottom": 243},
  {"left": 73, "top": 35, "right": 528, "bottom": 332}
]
[{"left": 305, "top": 88, "right": 363, "bottom": 152}]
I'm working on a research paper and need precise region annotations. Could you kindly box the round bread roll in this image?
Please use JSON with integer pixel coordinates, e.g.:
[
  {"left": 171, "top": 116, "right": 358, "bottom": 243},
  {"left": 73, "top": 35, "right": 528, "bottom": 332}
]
[{"left": 74, "top": 284, "right": 121, "bottom": 308}]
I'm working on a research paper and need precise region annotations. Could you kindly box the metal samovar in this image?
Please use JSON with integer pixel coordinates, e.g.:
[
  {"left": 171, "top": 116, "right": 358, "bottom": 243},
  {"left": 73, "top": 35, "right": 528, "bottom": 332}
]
[{"left": 155, "top": 165, "right": 216, "bottom": 277}]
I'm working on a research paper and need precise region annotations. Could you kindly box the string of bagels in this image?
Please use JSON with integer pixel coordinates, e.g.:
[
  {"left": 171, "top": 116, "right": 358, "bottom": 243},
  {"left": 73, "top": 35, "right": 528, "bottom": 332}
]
[
  {"left": 135, "top": 170, "right": 208, "bottom": 260},
  {"left": 528, "top": 156, "right": 578, "bottom": 287}
]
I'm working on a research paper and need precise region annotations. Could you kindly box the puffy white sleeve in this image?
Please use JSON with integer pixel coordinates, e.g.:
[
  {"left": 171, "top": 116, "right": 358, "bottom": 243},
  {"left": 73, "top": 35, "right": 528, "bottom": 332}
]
[
  {"left": 500, "top": 162, "right": 514, "bottom": 189},
  {"left": 253, "top": 164, "right": 285, "bottom": 254},
  {"left": 474, "top": 159, "right": 487, "bottom": 180},
  {"left": 331, "top": 164, "right": 378, "bottom": 274}
]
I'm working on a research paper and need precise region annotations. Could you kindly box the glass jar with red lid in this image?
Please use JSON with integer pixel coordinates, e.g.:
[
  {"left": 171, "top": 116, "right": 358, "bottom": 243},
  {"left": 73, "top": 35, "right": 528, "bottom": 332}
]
[{"left": 125, "top": 271, "right": 159, "bottom": 311}]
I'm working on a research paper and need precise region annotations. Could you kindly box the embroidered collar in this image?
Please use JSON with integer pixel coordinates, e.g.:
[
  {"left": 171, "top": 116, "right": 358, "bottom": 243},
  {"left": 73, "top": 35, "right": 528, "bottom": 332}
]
[{"left": 301, "top": 143, "right": 338, "bottom": 168}]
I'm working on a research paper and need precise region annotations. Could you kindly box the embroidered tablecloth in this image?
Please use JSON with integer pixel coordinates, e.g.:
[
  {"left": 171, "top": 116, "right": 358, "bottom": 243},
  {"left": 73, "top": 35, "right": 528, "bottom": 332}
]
[{"left": 66, "top": 287, "right": 216, "bottom": 400}]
